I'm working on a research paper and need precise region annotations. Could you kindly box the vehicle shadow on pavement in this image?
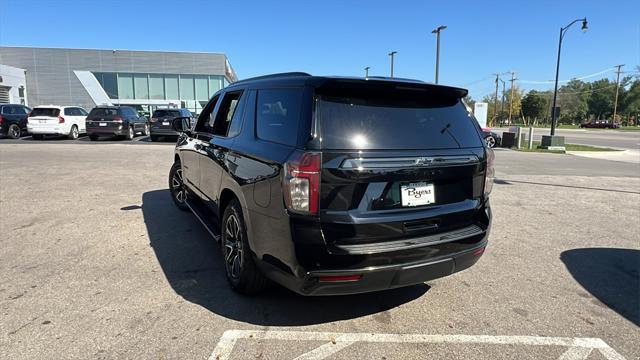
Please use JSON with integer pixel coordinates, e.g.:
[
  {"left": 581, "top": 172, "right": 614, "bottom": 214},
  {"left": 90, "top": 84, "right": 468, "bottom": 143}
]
[
  {"left": 561, "top": 248, "right": 639, "bottom": 326},
  {"left": 142, "top": 189, "right": 429, "bottom": 326}
]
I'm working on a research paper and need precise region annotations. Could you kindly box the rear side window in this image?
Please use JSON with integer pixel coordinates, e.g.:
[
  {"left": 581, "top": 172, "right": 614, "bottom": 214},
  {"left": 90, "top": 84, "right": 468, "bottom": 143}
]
[
  {"left": 256, "top": 89, "right": 302, "bottom": 146},
  {"left": 317, "top": 96, "right": 483, "bottom": 150},
  {"left": 31, "top": 108, "right": 60, "bottom": 117},
  {"left": 89, "top": 108, "right": 118, "bottom": 117},
  {"left": 64, "top": 108, "right": 75, "bottom": 116},
  {"left": 153, "top": 110, "right": 180, "bottom": 118}
]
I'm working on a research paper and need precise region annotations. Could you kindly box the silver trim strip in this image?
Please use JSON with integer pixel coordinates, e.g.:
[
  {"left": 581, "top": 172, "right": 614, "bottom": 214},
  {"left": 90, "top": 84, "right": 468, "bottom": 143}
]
[
  {"left": 340, "top": 155, "right": 478, "bottom": 169},
  {"left": 332, "top": 224, "right": 484, "bottom": 255}
]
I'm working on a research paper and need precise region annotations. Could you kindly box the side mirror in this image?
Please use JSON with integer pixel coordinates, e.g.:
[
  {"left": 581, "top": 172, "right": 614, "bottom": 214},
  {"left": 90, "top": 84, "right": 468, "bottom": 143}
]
[{"left": 172, "top": 117, "right": 192, "bottom": 133}]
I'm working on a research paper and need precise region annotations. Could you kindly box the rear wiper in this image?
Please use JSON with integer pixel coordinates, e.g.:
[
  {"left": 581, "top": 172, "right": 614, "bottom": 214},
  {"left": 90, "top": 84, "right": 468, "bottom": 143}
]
[{"left": 440, "top": 123, "right": 462, "bottom": 147}]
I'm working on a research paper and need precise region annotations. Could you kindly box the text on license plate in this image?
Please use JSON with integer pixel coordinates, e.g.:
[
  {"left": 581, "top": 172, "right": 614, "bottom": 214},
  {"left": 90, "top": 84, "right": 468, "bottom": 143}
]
[
  {"left": 401, "top": 182, "right": 435, "bottom": 207},
  {"left": 99, "top": 122, "right": 107, "bottom": 126}
]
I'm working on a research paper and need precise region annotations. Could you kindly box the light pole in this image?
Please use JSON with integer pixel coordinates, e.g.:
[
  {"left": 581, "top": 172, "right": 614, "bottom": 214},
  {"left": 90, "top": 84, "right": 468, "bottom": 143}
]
[
  {"left": 431, "top": 25, "right": 447, "bottom": 84},
  {"left": 549, "top": 18, "right": 588, "bottom": 140},
  {"left": 388, "top": 51, "right": 397, "bottom": 78},
  {"left": 499, "top": 78, "right": 506, "bottom": 127},
  {"left": 364, "top": 66, "right": 370, "bottom": 78}
]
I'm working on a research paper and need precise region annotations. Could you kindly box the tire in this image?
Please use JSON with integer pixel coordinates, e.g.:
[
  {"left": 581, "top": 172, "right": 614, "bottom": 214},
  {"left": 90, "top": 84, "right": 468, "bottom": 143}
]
[
  {"left": 142, "top": 123, "right": 150, "bottom": 136},
  {"left": 221, "top": 199, "right": 269, "bottom": 295},
  {"left": 169, "top": 162, "right": 190, "bottom": 212},
  {"left": 32, "top": 134, "right": 44, "bottom": 140},
  {"left": 89, "top": 134, "right": 99, "bottom": 141},
  {"left": 150, "top": 135, "right": 159, "bottom": 142},
  {"left": 125, "top": 126, "right": 134, "bottom": 140},
  {"left": 68, "top": 125, "right": 79, "bottom": 140},
  {"left": 485, "top": 135, "right": 496, "bottom": 148},
  {"left": 7, "top": 124, "right": 21, "bottom": 139}
]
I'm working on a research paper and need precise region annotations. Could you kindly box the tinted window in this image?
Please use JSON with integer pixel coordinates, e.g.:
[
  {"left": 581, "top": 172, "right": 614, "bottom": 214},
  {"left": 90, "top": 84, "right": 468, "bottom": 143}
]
[
  {"left": 31, "top": 108, "right": 60, "bottom": 117},
  {"left": 153, "top": 110, "right": 180, "bottom": 118},
  {"left": 212, "top": 91, "right": 244, "bottom": 137},
  {"left": 15, "top": 106, "right": 28, "bottom": 115},
  {"left": 195, "top": 95, "right": 219, "bottom": 133},
  {"left": 64, "top": 108, "right": 74, "bottom": 116},
  {"left": 317, "top": 96, "right": 483, "bottom": 150},
  {"left": 88, "top": 108, "right": 118, "bottom": 117},
  {"left": 256, "top": 89, "right": 302, "bottom": 146},
  {"left": 78, "top": 108, "right": 88, "bottom": 116}
]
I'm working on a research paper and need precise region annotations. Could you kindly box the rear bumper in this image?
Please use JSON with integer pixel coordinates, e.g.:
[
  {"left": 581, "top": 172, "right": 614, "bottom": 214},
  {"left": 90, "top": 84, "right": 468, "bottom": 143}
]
[
  {"left": 27, "top": 124, "right": 70, "bottom": 135},
  {"left": 260, "top": 204, "right": 491, "bottom": 296},
  {"left": 260, "top": 238, "right": 487, "bottom": 296},
  {"left": 87, "top": 127, "right": 125, "bottom": 136},
  {"left": 150, "top": 127, "right": 179, "bottom": 136}
]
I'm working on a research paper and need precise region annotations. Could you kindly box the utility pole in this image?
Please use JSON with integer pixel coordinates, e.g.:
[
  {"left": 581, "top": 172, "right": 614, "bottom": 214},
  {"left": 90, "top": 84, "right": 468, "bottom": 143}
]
[
  {"left": 364, "top": 66, "right": 370, "bottom": 78},
  {"left": 612, "top": 64, "right": 625, "bottom": 123},
  {"left": 508, "top": 72, "right": 517, "bottom": 124},
  {"left": 388, "top": 51, "right": 397, "bottom": 78},
  {"left": 500, "top": 79, "right": 506, "bottom": 127},
  {"left": 493, "top": 73, "right": 500, "bottom": 127}
]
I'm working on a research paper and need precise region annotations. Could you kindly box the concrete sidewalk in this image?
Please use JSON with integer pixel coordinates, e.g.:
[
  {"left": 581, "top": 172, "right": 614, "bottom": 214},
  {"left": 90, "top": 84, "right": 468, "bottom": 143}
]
[{"left": 566, "top": 149, "right": 640, "bottom": 164}]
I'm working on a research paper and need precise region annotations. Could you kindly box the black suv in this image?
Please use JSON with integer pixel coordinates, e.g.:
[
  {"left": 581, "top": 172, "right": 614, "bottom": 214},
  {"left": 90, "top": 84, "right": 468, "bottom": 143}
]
[
  {"left": 149, "top": 108, "right": 193, "bottom": 141},
  {"left": 0, "top": 103, "right": 31, "bottom": 139},
  {"left": 86, "top": 106, "right": 149, "bottom": 141},
  {"left": 168, "top": 73, "right": 493, "bottom": 296}
]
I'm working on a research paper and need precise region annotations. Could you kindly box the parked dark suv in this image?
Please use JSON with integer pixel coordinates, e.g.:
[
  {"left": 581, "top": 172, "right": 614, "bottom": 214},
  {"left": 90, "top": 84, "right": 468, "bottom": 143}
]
[
  {"left": 0, "top": 103, "right": 31, "bottom": 139},
  {"left": 168, "top": 73, "right": 493, "bottom": 296},
  {"left": 86, "top": 106, "right": 149, "bottom": 141},
  {"left": 149, "top": 108, "right": 193, "bottom": 141}
]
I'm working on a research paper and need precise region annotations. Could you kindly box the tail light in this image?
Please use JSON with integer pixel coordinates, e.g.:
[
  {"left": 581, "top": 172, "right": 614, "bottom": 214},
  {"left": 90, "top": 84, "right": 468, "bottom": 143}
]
[
  {"left": 58, "top": 116, "right": 65, "bottom": 124},
  {"left": 318, "top": 274, "right": 362, "bottom": 282},
  {"left": 112, "top": 116, "right": 123, "bottom": 123},
  {"left": 0, "top": 115, "right": 4, "bottom": 125},
  {"left": 283, "top": 151, "right": 321, "bottom": 215},
  {"left": 27, "top": 111, "right": 33, "bottom": 117},
  {"left": 150, "top": 117, "right": 158, "bottom": 123},
  {"left": 484, "top": 148, "right": 495, "bottom": 197}
]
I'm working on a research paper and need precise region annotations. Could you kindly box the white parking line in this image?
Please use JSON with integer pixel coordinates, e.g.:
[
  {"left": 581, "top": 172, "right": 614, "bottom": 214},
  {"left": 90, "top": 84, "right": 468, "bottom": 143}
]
[{"left": 209, "top": 330, "right": 627, "bottom": 360}]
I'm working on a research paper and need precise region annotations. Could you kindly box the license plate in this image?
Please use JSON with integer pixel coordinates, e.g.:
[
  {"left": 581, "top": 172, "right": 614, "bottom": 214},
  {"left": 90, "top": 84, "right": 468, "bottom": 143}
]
[
  {"left": 39, "top": 120, "right": 46, "bottom": 123},
  {"left": 99, "top": 122, "right": 107, "bottom": 127},
  {"left": 162, "top": 121, "right": 170, "bottom": 126},
  {"left": 401, "top": 182, "right": 435, "bottom": 207}
]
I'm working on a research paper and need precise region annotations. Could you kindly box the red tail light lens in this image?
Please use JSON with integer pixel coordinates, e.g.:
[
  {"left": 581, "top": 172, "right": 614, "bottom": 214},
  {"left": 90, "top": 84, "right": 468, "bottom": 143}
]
[
  {"left": 484, "top": 148, "right": 495, "bottom": 197},
  {"left": 27, "top": 111, "right": 33, "bottom": 117},
  {"left": 58, "top": 116, "right": 65, "bottom": 124},
  {"left": 318, "top": 274, "right": 362, "bottom": 282},
  {"left": 283, "top": 151, "right": 321, "bottom": 215},
  {"left": 112, "top": 116, "right": 123, "bottom": 123},
  {"left": 0, "top": 115, "right": 4, "bottom": 125}
]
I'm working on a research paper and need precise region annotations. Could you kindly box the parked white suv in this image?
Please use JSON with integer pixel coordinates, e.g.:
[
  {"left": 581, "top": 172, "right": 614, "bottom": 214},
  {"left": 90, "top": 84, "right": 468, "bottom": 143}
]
[{"left": 27, "top": 106, "right": 88, "bottom": 140}]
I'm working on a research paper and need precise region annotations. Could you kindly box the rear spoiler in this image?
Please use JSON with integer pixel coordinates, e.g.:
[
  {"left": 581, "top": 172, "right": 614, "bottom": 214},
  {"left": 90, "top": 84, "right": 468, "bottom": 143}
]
[{"left": 314, "top": 78, "right": 468, "bottom": 99}]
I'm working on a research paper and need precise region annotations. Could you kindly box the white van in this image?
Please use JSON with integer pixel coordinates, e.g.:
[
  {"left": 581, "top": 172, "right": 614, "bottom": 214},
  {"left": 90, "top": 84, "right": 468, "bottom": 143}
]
[{"left": 27, "top": 106, "right": 88, "bottom": 139}]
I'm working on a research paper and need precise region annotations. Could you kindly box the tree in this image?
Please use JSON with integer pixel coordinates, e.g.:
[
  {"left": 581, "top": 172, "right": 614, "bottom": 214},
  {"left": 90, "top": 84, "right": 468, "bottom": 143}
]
[
  {"left": 556, "top": 79, "right": 589, "bottom": 124},
  {"left": 587, "top": 79, "right": 615, "bottom": 119},
  {"left": 521, "top": 90, "right": 548, "bottom": 124},
  {"left": 621, "top": 79, "right": 640, "bottom": 124},
  {"left": 505, "top": 85, "right": 524, "bottom": 123}
]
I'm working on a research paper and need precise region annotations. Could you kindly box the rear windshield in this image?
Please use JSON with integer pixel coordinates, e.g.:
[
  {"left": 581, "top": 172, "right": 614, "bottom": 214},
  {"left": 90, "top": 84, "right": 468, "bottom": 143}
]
[
  {"left": 153, "top": 110, "right": 180, "bottom": 118},
  {"left": 89, "top": 108, "right": 118, "bottom": 117},
  {"left": 316, "top": 95, "right": 483, "bottom": 150},
  {"left": 31, "top": 108, "right": 60, "bottom": 117}
]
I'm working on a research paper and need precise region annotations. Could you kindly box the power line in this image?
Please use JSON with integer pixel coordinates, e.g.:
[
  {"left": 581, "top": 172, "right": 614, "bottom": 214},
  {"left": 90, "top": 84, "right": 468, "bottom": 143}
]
[{"left": 518, "top": 67, "right": 616, "bottom": 84}]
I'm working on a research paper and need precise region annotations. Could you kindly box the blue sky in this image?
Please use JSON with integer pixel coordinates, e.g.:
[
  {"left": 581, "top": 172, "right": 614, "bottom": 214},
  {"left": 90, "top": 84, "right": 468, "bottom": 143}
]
[{"left": 1, "top": 0, "right": 638, "bottom": 100}]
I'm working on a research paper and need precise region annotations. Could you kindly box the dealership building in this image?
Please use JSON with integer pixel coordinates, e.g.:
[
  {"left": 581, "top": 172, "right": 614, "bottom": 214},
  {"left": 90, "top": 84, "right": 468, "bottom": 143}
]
[{"left": 0, "top": 46, "right": 237, "bottom": 114}]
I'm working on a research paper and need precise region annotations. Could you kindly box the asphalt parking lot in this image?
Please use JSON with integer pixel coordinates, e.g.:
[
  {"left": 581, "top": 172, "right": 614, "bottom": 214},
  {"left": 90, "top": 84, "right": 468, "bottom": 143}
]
[{"left": 1, "top": 140, "right": 638, "bottom": 359}]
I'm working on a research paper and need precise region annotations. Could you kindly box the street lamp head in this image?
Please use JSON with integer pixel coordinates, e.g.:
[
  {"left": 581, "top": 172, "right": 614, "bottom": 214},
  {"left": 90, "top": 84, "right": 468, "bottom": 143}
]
[
  {"left": 431, "top": 25, "right": 447, "bottom": 34},
  {"left": 581, "top": 18, "right": 588, "bottom": 32}
]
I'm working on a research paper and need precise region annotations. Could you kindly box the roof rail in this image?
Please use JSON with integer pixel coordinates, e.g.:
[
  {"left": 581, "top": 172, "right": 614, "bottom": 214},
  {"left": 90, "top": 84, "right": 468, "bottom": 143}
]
[{"left": 233, "top": 72, "right": 311, "bottom": 84}]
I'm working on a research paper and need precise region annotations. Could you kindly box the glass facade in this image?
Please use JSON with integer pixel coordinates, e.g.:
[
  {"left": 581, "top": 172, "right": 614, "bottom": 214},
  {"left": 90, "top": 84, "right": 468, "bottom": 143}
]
[{"left": 93, "top": 72, "right": 226, "bottom": 113}]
